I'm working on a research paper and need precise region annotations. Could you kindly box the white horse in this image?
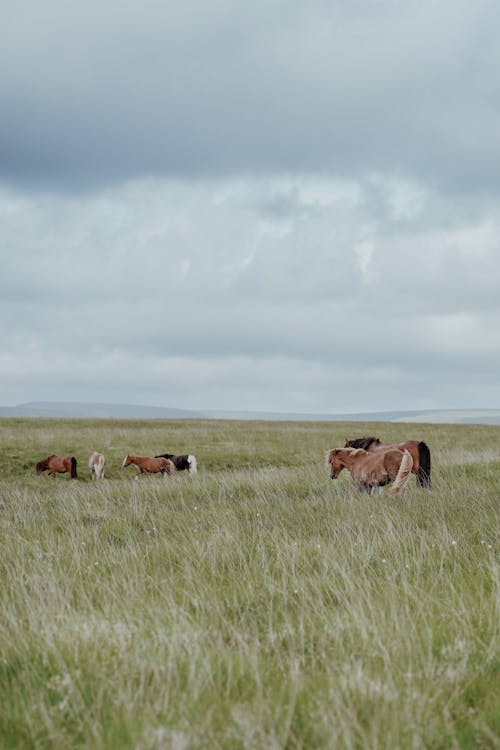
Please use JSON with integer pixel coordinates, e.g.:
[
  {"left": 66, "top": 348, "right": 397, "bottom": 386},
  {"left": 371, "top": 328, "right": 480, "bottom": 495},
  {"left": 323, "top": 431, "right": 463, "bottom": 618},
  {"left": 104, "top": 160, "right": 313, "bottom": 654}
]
[{"left": 89, "top": 451, "right": 106, "bottom": 479}]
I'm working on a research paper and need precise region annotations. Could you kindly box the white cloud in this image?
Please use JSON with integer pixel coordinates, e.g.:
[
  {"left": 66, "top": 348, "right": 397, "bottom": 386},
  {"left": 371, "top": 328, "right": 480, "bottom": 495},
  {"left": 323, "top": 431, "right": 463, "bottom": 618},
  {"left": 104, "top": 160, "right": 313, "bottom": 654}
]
[
  {"left": 0, "top": 174, "right": 499, "bottom": 411},
  {"left": 353, "top": 240, "right": 377, "bottom": 284}
]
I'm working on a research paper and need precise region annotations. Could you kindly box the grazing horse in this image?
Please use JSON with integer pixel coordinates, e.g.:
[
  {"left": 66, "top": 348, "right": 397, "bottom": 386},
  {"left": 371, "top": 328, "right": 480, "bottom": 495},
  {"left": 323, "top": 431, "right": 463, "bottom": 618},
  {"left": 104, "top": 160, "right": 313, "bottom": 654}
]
[
  {"left": 155, "top": 453, "right": 198, "bottom": 474},
  {"left": 35, "top": 455, "right": 78, "bottom": 479},
  {"left": 326, "top": 447, "right": 413, "bottom": 495},
  {"left": 344, "top": 436, "right": 431, "bottom": 488},
  {"left": 89, "top": 452, "right": 106, "bottom": 479},
  {"left": 121, "top": 454, "right": 176, "bottom": 478}
]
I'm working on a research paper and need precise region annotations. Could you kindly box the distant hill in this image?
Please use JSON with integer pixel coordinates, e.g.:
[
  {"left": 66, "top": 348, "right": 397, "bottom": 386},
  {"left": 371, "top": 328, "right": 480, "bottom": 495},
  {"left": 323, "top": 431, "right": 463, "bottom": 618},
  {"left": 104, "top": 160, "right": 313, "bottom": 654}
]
[
  {"left": 202, "top": 408, "right": 500, "bottom": 424},
  {"left": 1, "top": 402, "right": 500, "bottom": 424},
  {"left": 0, "top": 401, "right": 204, "bottom": 419}
]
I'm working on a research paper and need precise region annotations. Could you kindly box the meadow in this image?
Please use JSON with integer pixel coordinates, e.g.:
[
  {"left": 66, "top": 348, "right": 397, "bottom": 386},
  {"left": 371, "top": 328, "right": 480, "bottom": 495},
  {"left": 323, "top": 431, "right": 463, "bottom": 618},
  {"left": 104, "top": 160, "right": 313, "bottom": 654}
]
[{"left": 0, "top": 418, "right": 498, "bottom": 750}]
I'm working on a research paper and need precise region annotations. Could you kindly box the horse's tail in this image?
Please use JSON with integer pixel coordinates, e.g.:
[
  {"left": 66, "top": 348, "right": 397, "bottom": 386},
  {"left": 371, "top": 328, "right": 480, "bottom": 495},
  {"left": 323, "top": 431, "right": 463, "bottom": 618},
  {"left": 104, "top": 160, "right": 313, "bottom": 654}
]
[
  {"left": 70, "top": 457, "right": 78, "bottom": 479},
  {"left": 187, "top": 455, "right": 197, "bottom": 474},
  {"left": 416, "top": 441, "right": 431, "bottom": 488},
  {"left": 389, "top": 450, "right": 413, "bottom": 495},
  {"left": 96, "top": 454, "right": 105, "bottom": 479}
]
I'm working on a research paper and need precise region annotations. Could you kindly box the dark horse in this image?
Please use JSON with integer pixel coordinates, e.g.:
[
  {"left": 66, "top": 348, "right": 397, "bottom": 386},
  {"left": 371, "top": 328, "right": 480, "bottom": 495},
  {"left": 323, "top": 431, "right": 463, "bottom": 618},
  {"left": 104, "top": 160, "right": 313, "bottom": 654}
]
[
  {"left": 155, "top": 453, "right": 198, "bottom": 474},
  {"left": 36, "top": 455, "right": 78, "bottom": 479},
  {"left": 344, "top": 437, "right": 431, "bottom": 488}
]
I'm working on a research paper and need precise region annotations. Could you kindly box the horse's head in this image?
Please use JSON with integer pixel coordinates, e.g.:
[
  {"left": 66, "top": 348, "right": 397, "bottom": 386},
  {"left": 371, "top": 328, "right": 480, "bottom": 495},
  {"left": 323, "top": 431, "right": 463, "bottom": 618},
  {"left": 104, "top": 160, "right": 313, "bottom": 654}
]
[
  {"left": 327, "top": 448, "right": 367, "bottom": 479},
  {"left": 35, "top": 460, "right": 45, "bottom": 475},
  {"left": 122, "top": 455, "right": 131, "bottom": 468},
  {"left": 326, "top": 449, "right": 345, "bottom": 480}
]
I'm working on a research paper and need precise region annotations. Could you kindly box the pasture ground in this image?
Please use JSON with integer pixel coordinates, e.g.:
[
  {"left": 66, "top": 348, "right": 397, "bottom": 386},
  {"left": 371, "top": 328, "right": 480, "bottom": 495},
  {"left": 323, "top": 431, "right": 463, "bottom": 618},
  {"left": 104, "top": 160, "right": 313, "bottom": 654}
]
[{"left": 0, "top": 418, "right": 499, "bottom": 749}]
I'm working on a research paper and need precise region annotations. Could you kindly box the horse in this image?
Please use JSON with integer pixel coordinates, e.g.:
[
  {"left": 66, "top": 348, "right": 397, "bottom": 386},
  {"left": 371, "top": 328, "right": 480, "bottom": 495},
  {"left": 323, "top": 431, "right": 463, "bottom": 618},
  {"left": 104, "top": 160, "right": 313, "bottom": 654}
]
[
  {"left": 155, "top": 453, "right": 198, "bottom": 474},
  {"left": 326, "top": 447, "right": 413, "bottom": 495},
  {"left": 121, "top": 454, "right": 176, "bottom": 478},
  {"left": 35, "top": 455, "right": 78, "bottom": 479},
  {"left": 89, "top": 452, "right": 106, "bottom": 479},
  {"left": 344, "top": 436, "right": 431, "bottom": 488}
]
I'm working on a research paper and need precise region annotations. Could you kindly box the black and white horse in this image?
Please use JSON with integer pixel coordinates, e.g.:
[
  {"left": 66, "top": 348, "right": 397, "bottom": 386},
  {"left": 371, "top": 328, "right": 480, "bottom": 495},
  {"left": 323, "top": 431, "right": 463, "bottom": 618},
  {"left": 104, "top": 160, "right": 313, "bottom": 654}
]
[{"left": 155, "top": 453, "right": 197, "bottom": 474}]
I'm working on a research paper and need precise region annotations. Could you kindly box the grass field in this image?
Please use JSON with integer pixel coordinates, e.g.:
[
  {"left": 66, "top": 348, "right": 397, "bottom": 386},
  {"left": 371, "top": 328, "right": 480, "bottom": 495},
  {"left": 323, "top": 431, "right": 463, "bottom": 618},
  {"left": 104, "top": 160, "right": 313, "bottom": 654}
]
[{"left": 0, "top": 418, "right": 498, "bottom": 749}]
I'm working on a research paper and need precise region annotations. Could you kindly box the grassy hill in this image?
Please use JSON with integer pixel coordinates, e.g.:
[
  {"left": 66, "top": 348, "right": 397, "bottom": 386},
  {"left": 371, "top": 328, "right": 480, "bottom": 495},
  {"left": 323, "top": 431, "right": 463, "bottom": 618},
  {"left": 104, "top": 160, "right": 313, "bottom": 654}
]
[
  {"left": 2, "top": 402, "right": 500, "bottom": 424},
  {"left": 0, "top": 418, "right": 498, "bottom": 749}
]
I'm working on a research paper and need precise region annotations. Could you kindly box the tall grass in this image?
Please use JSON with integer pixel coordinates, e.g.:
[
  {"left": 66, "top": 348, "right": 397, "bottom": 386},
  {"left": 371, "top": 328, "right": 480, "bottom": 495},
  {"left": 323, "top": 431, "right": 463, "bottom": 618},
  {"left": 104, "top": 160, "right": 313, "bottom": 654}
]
[{"left": 0, "top": 419, "right": 498, "bottom": 749}]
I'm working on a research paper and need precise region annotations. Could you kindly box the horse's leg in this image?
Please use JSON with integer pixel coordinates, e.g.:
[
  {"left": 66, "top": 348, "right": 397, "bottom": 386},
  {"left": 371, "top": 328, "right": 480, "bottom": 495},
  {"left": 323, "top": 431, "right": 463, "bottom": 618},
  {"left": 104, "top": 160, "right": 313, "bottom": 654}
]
[{"left": 358, "top": 481, "right": 371, "bottom": 494}]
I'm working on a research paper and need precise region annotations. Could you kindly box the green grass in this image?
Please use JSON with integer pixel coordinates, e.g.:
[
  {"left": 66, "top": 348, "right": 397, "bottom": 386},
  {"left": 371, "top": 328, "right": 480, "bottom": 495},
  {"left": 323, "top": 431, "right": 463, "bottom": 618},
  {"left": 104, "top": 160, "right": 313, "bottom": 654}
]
[{"left": 0, "top": 418, "right": 499, "bottom": 749}]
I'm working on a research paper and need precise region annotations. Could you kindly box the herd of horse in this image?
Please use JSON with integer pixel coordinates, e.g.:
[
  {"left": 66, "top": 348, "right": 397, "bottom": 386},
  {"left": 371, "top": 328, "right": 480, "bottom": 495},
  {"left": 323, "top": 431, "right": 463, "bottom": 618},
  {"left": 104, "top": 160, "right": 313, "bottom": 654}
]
[
  {"left": 36, "top": 452, "right": 198, "bottom": 480},
  {"left": 35, "top": 436, "right": 431, "bottom": 495}
]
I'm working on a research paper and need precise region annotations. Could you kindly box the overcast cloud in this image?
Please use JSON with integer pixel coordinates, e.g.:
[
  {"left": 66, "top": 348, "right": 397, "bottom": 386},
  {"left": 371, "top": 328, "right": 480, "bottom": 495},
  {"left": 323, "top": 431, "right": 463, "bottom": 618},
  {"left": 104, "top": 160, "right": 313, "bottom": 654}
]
[{"left": 1, "top": 0, "right": 499, "bottom": 413}]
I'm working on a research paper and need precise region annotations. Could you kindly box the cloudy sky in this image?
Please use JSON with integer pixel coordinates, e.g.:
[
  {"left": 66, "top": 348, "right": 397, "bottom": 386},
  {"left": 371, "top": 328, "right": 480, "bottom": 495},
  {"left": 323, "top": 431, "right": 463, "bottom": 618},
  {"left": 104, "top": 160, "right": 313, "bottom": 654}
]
[{"left": 1, "top": 0, "right": 499, "bottom": 414}]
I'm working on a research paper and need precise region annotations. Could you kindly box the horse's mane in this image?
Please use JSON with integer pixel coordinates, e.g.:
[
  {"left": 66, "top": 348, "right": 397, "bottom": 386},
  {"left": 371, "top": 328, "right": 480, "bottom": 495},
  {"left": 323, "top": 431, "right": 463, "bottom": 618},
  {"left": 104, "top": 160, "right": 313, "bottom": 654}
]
[
  {"left": 326, "top": 447, "right": 367, "bottom": 464},
  {"left": 345, "top": 437, "right": 381, "bottom": 450}
]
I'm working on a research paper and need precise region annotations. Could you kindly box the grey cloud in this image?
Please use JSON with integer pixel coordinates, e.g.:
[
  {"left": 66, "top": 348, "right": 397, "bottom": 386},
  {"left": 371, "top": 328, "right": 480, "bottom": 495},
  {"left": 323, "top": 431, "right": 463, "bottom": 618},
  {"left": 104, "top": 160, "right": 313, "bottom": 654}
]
[
  {"left": 2, "top": 1, "right": 500, "bottom": 191},
  {"left": 1, "top": 0, "right": 500, "bottom": 417}
]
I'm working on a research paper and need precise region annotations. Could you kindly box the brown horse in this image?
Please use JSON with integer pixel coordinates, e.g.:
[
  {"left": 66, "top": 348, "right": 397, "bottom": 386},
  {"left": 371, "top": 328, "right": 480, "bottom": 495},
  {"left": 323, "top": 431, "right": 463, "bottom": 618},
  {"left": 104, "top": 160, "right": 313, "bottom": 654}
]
[
  {"left": 121, "top": 454, "right": 176, "bottom": 478},
  {"left": 344, "top": 436, "right": 431, "bottom": 488},
  {"left": 35, "top": 455, "right": 78, "bottom": 479},
  {"left": 326, "top": 447, "right": 413, "bottom": 495}
]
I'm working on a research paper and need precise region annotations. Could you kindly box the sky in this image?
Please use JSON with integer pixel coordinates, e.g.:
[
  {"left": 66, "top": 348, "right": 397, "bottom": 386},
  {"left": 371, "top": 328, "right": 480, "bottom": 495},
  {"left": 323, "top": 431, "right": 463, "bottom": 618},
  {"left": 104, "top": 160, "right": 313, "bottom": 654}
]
[{"left": 1, "top": 0, "right": 499, "bottom": 414}]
